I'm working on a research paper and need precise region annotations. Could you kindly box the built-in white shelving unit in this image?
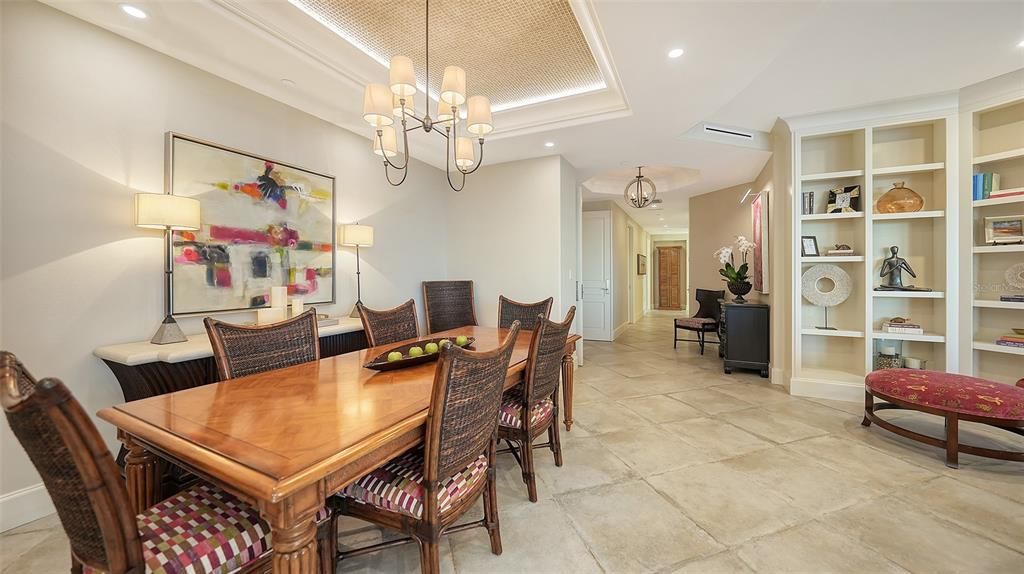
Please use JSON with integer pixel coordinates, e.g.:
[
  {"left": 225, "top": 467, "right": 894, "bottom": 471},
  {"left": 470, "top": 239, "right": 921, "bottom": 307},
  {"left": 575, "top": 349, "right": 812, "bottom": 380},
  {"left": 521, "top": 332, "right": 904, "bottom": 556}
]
[
  {"left": 962, "top": 95, "right": 1024, "bottom": 385},
  {"left": 791, "top": 105, "right": 958, "bottom": 401}
]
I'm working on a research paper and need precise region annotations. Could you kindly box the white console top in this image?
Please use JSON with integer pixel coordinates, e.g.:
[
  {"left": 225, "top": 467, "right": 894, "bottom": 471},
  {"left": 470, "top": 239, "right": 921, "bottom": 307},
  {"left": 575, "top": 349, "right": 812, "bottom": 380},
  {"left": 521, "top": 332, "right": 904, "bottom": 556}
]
[{"left": 93, "top": 317, "right": 364, "bottom": 366}]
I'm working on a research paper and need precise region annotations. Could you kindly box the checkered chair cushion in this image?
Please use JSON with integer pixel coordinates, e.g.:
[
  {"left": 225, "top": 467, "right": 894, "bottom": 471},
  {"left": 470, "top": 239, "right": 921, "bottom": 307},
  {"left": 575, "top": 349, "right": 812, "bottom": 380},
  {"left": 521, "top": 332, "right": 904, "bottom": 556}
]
[
  {"left": 338, "top": 448, "right": 488, "bottom": 519},
  {"left": 675, "top": 317, "right": 716, "bottom": 330},
  {"left": 499, "top": 387, "right": 555, "bottom": 430},
  {"left": 84, "top": 483, "right": 329, "bottom": 574}
]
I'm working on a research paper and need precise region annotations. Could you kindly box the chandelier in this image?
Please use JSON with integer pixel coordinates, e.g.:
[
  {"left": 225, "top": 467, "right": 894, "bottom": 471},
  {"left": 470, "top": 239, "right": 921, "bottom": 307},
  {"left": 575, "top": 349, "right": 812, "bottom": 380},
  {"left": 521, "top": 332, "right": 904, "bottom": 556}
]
[
  {"left": 360, "top": 0, "right": 491, "bottom": 192},
  {"left": 624, "top": 166, "right": 657, "bottom": 208}
]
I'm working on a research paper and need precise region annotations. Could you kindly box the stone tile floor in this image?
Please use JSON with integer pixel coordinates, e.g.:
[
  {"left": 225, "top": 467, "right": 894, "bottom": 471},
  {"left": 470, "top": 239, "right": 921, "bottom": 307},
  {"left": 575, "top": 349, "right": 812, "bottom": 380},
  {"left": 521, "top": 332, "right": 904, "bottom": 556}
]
[{"left": 3, "top": 313, "right": 1022, "bottom": 573}]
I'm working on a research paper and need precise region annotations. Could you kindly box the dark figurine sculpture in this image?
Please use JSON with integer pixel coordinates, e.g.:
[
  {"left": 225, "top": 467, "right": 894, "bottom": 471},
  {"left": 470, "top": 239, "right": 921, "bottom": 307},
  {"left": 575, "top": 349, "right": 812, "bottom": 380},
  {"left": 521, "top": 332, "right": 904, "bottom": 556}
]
[{"left": 876, "top": 246, "right": 931, "bottom": 291}]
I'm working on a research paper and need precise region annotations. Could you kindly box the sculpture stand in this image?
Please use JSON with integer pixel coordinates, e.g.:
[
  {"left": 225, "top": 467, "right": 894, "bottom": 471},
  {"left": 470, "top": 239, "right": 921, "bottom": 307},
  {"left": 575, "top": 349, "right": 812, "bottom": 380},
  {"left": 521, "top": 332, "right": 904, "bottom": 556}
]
[{"left": 816, "top": 306, "right": 837, "bottom": 331}]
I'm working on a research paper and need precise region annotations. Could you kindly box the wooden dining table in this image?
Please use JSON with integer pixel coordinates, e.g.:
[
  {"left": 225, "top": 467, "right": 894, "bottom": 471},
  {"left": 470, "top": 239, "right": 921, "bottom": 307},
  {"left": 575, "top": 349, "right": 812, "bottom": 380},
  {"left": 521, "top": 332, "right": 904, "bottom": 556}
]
[{"left": 98, "top": 326, "right": 580, "bottom": 574}]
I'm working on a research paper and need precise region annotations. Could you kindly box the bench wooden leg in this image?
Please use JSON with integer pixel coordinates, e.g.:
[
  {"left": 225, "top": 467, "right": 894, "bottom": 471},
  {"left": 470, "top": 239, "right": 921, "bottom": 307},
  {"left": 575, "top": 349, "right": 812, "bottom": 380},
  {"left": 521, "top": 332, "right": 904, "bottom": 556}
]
[
  {"left": 945, "top": 412, "right": 959, "bottom": 469},
  {"left": 861, "top": 391, "right": 873, "bottom": 427}
]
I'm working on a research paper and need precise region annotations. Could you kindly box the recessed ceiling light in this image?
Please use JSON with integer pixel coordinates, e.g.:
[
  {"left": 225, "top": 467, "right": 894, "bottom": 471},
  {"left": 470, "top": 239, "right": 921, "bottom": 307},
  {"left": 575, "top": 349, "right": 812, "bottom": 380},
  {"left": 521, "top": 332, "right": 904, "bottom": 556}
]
[
  {"left": 280, "top": 78, "right": 296, "bottom": 87},
  {"left": 667, "top": 48, "right": 684, "bottom": 59},
  {"left": 121, "top": 4, "right": 147, "bottom": 19},
  {"left": 544, "top": 142, "right": 555, "bottom": 148}
]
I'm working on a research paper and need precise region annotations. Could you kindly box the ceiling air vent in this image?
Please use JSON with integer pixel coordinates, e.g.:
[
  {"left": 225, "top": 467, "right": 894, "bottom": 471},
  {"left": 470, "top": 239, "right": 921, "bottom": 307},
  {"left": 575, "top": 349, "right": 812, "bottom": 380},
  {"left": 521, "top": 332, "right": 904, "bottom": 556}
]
[{"left": 703, "top": 124, "right": 753, "bottom": 140}]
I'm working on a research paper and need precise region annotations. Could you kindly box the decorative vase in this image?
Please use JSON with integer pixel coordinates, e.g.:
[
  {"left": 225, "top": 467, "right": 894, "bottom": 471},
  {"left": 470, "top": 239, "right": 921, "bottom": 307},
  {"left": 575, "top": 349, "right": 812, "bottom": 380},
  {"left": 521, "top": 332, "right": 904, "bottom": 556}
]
[
  {"left": 728, "top": 281, "right": 752, "bottom": 303},
  {"left": 875, "top": 181, "right": 924, "bottom": 214}
]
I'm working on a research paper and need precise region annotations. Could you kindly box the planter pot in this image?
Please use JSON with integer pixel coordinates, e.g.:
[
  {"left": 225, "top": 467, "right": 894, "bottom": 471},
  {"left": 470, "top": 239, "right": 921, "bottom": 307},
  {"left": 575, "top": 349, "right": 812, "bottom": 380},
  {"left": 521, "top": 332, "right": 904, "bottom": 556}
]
[{"left": 728, "top": 281, "right": 752, "bottom": 303}]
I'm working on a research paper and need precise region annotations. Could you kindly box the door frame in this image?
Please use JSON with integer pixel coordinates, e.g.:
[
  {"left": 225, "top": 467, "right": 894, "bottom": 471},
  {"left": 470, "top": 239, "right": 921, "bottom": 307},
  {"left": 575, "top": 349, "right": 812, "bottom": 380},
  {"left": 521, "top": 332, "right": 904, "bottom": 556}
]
[
  {"left": 626, "top": 222, "right": 635, "bottom": 324},
  {"left": 581, "top": 210, "right": 614, "bottom": 341}
]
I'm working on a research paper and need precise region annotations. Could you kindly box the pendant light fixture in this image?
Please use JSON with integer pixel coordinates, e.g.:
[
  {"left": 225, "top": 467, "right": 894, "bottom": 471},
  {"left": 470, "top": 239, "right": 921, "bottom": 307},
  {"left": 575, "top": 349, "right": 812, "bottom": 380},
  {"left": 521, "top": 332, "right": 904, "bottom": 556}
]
[
  {"left": 624, "top": 166, "right": 657, "bottom": 208},
  {"left": 361, "top": 0, "right": 491, "bottom": 192}
]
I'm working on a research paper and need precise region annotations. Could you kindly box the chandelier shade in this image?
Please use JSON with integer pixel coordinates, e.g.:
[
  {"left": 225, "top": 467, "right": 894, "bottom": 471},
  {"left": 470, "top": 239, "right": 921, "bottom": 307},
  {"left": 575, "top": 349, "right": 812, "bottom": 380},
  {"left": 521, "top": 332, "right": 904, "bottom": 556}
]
[
  {"left": 440, "top": 66, "right": 467, "bottom": 105},
  {"left": 437, "top": 100, "right": 459, "bottom": 123},
  {"left": 362, "top": 84, "right": 394, "bottom": 127},
  {"left": 388, "top": 55, "right": 416, "bottom": 97},
  {"left": 392, "top": 93, "right": 414, "bottom": 117},
  {"left": 466, "top": 96, "right": 493, "bottom": 135},
  {"left": 373, "top": 126, "right": 398, "bottom": 157},
  {"left": 624, "top": 167, "right": 657, "bottom": 208},
  {"left": 455, "top": 137, "right": 475, "bottom": 168}
]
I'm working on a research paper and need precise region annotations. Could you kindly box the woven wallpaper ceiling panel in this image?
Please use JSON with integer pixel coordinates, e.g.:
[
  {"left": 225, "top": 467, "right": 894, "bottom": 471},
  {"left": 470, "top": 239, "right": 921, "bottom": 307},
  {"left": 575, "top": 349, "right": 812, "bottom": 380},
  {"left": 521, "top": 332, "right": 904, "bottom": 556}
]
[{"left": 290, "top": 0, "right": 605, "bottom": 110}]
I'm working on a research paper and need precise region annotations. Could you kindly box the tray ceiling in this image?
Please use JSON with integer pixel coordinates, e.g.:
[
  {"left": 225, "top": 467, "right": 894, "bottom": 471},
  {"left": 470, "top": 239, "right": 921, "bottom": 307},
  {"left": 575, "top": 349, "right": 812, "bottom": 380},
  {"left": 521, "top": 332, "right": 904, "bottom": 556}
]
[{"left": 289, "top": 0, "right": 605, "bottom": 111}]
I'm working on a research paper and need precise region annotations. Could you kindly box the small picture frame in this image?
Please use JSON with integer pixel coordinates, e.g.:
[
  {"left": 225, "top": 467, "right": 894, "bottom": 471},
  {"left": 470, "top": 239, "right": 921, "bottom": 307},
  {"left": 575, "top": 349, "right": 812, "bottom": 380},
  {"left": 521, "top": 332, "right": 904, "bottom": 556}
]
[
  {"left": 984, "top": 214, "right": 1024, "bottom": 245},
  {"left": 801, "top": 236, "right": 820, "bottom": 257},
  {"left": 637, "top": 254, "right": 647, "bottom": 275}
]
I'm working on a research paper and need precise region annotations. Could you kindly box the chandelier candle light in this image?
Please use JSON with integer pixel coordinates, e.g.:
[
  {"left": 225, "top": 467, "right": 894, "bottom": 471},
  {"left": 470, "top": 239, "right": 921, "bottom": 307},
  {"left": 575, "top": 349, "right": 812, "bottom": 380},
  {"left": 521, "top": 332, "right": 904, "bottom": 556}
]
[
  {"left": 625, "top": 166, "right": 657, "bottom": 208},
  {"left": 362, "top": 0, "right": 492, "bottom": 192}
]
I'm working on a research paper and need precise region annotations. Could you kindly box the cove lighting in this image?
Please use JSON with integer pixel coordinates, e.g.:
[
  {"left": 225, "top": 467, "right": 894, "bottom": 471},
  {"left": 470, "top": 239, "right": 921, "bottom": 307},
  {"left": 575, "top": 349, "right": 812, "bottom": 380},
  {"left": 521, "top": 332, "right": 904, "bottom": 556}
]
[
  {"left": 544, "top": 142, "right": 555, "bottom": 148},
  {"left": 1018, "top": 39, "right": 1024, "bottom": 48},
  {"left": 667, "top": 48, "right": 684, "bottom": 59},
  {"left": 121, "top": 4, "right": 147, "bottom": 19}
]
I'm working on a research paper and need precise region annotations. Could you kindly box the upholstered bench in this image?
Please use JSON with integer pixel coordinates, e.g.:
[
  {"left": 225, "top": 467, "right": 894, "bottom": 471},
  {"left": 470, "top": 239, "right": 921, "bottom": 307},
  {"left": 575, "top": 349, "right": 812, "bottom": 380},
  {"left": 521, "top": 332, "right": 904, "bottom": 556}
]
[{"left": 862, "top": 369, "right": 1024, "bottom": 468}]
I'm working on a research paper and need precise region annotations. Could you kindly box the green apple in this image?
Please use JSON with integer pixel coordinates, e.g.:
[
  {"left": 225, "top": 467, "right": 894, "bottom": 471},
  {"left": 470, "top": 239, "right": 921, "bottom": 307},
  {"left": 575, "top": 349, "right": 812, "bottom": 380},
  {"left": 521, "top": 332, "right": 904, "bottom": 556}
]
[
  {"left": 386, "top": 351, "right": 402, "bottom": 362},
  {"left": 455, "top": 335, "right": 469, "bottom": 347},
  {"left": 408, "top": 346, "right": 424, "bottom": 357},
  {"left": 438, "top": 339, "right": 451, "bottom": 348},
  {"left": 424, "top": 342, "right": 439, "bottom": 354}
]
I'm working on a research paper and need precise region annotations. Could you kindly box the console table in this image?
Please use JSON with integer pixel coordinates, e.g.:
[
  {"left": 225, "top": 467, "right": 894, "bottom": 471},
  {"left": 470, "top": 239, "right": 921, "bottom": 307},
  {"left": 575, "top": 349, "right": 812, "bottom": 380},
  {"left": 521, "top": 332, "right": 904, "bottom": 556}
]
[
  {"left": 719, "top": 301, "right": 770, "bottom": 378},
  {"left": 93, "top": 317, "right": 367, "bottom": 491}
]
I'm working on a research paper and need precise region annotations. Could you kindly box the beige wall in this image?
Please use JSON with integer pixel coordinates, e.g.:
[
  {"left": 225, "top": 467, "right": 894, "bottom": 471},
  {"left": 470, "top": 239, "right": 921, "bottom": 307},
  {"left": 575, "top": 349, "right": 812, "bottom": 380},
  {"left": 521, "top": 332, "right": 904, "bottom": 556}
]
[{"left": 688, "top": 182, "right": 757, "bottom": 309}]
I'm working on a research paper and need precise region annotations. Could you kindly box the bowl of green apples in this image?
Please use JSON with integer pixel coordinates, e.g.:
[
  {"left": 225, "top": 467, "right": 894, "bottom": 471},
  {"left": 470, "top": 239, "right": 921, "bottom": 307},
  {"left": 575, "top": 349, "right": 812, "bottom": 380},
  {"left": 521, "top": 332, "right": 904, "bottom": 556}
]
[{"left": 363, "top": 336, "right": 476, "bottom": 371}]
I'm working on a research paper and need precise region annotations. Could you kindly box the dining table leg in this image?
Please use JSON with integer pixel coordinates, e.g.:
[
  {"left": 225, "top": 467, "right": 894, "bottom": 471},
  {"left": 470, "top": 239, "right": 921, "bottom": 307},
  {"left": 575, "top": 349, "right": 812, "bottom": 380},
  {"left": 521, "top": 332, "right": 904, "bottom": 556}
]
[
  {"left": 262, "top": 484, "right": 324, "bottom": 574},
  {"left": 121, "top": 432, "right": 158, "bottom": 514},
  {"left": 561, "top": 348, "right": 575, "bottom": 431}
]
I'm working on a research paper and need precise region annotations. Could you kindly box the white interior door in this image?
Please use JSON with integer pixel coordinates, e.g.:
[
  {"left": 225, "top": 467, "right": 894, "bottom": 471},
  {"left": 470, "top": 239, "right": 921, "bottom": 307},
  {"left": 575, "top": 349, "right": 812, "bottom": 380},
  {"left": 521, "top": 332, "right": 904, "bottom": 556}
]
[{"left": 581, "top": 211, "right": 613, "bottom": 341}]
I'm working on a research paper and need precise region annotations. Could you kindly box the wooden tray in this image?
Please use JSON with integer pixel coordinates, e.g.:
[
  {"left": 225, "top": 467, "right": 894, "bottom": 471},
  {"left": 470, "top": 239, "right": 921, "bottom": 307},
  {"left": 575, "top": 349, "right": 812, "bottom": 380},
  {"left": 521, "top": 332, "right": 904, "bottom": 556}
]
[{"left": 363, "top": 337, "right": 476, "bottom": 371}]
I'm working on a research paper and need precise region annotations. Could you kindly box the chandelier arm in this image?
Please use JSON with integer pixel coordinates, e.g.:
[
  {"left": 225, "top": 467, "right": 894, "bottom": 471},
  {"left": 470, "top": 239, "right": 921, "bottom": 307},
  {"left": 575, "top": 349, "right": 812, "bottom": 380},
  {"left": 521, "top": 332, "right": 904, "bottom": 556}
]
[
  {"left": 382, "top": 160, "right": 409, "bottom": 186},
  {"left": 457, "top": 138, "right": 485, "bottom": 175},
  {"left": 378, "top": 127, "right": 410, "bottom": 171},
  {"left": 444, "top": 128, "right": 467, "bottom": 192}
]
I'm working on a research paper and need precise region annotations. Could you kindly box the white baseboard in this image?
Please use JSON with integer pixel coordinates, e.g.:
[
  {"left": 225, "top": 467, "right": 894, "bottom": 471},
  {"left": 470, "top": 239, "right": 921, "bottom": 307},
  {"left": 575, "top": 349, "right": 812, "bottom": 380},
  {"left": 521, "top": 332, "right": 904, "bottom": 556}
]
[
  {"left": 770, "top": 367, "right": 785, "bottom": 387},
  {"left": 789, "top": 377, "right": 864, "bottom": 403},
  {"left": 612, "top": 323, "right": 628, "bottom": 340},
  {"left": 0, "top": 483, "right": 55, "bottom": 533}
]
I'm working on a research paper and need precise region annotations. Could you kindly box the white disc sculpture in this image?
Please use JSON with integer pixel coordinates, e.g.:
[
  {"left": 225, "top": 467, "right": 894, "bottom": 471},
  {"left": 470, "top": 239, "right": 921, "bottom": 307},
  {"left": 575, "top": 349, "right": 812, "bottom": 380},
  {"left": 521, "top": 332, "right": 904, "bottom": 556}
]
[{"left": 801, "top": 264, "right": 852, "bottom": 330}]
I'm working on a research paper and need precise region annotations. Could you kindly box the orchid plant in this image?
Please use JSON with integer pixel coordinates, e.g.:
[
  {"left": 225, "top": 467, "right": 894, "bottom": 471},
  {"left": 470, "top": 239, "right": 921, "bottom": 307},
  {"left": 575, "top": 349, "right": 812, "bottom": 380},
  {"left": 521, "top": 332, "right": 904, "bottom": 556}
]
[{"left": 714, "top": 236, "right": 757, "bottom": 284}]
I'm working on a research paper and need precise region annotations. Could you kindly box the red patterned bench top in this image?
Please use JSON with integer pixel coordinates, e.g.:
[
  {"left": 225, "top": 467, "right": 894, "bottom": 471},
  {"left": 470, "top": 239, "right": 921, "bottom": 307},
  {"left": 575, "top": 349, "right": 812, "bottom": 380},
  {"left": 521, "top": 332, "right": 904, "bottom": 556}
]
[{"left": 866, "top": 369, "right": 1024, "bottom": 423}]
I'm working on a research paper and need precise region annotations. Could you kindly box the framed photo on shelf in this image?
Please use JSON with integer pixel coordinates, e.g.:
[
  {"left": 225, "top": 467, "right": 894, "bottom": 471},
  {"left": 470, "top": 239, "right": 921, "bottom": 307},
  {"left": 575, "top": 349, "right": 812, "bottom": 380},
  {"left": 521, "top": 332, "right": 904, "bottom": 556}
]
[
  {"left": 801, "top": 236, "right": 820, "bottom": 257},
  {"left": 826, "top": 185, "right": 861, "bottom": 214},
  {"left": 984, "top": 215, "right": 1024, "bottom": 245}
]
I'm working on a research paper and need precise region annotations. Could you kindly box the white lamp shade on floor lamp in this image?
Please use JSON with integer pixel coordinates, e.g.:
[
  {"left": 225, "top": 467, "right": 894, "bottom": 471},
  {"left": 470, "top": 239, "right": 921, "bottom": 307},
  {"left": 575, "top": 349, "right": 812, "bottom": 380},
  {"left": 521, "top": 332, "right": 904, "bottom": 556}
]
[{"left": 340, "top": 224, "right": 375, "bottom": 247}]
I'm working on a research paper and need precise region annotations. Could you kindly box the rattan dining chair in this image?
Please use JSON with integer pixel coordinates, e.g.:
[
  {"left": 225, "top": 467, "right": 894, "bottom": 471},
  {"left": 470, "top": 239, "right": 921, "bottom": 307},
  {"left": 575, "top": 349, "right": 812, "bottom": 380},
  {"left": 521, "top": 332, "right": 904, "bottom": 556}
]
[
  {"left": 331, "top": 322, "right": 522, "bottom": 574},
  {"left": 497, "top": 295, "right": 553, "bottom": 330},
  {"left": 0, "top": 351, "right": 333, "bottom": 574},
  {"left": 357, "top": 298, "right": 420, "bottom": 346},
  {"left": 204, "top": 308, "right": 320, "bottom": 380},
  {"left": 497, "top": 307, "right": 575, "bottom": 502},
  {"left": 422, "top": 280, "right": 478, "bottom": 334}
]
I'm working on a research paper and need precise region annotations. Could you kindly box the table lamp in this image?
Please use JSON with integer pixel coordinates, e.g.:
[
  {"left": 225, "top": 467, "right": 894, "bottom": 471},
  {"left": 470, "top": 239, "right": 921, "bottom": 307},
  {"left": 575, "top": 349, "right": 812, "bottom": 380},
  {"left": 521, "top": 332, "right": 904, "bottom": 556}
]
[
  {"left": 135, "top": 193, "right": 201, "bottom": 344},
  {"left": 339, "top": 224, "right": 374, "bottom": 318}
]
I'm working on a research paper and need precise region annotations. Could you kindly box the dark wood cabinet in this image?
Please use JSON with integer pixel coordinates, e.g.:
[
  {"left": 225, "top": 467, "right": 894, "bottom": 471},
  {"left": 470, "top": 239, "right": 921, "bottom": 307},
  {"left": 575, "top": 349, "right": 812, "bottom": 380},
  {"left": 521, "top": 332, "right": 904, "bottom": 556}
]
[{"left": 720, "top": 301, "right": 770, "bottom": 378}]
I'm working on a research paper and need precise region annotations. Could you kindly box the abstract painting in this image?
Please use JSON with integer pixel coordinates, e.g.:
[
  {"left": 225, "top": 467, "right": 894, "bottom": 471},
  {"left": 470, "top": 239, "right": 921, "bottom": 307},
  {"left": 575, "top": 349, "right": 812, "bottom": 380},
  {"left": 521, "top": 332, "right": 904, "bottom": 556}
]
[
  {"left": 752, "top": 191, "right": 769, "bottom": 293},
  {"left": 167, "top": 133, "right": 335, "bottom": 315}
]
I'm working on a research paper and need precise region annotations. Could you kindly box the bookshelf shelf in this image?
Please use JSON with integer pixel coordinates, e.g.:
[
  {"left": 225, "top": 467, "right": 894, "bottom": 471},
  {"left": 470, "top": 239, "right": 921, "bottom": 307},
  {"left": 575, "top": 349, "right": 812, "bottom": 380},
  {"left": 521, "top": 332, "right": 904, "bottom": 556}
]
[
  {"left": 972, "top": 300, "right": 1024, "bottom": 310},
  {"left": 972, "top": 147, "right": 1024, "bottom": 165},
  {"left": 872, "top": 291, "right": 944, "bottom": 299},
  {"left": 801, "top": 328, "right": 864, "bottom": 338},
  {"left": 801, "top": 169, "right": 864, "bottom": 182},
  {"left": 972, "top": 244, "right": 1024, "bottom": 254},
  {"left": 800, "top": 212, "right": 864, "bottom": 221},
  {"left": 872, "top": 210, "right": 944, "bottom": 221},
  {"left": 800, "top": 256, "right": 864, "bottom": 263},
  {"left": 872, "top": 162, "right": 945, "bottom": 176},
  {"left": 972, "top": 341, "right": 1024, "bottom": 356},
  {"left": 871, "top": 331, "right": 945, "bottom": 343},
  {"left": 972, "top": 191, "right": 1024, "bottom": 207}
]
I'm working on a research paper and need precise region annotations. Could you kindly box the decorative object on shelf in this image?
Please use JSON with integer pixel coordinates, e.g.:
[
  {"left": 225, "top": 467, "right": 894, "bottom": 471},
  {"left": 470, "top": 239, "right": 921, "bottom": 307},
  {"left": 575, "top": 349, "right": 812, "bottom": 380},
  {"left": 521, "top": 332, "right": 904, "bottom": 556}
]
[
  {"left": 873, "top": 340, "right": 903, "bottom": 370},
  {"left": 801, "top": 191, "right": 814, "bottom": 215},
  {"left": 972, "top": 172, "right": 1002, "bottom": 200},
  {"left": 800, "top": 264, "right": 851, "bottom": 330},
  {"left": 1000, "top": 294, "right": 1024, "bottom": 303},
  {"left": 166, "top": 133, "right": 335, "bottom": 315},
  {"left": 996, "top": 334, "right": 1024, "bottom": 349},
  {"left": 624, "top": 166, "right": 657, "bottom": 208},
  {"left": 1005, "top": 263, "right": 1024, "bottom": 290},
  {"left": 135, "top": 192, "right": 201, "bottom": 345},
  {"left": 876, "top": 246, "right": 932, "bottom": 291},
  {"left": 801, "top": 236, "right": 820, "bottom": 257},
  {"left": 257, "top": 285, "right": 290, "bottom": 325},
  {"left": 714, "top": 236, "right": 757, "bottom": 303},
  {"left": 827, "top": 243, "right": 855, "bottom": 256},
  {"left": 875, "top": 181, "right": 924, "bottom": 214},
  {"left": 826, "top": 185, "right": 861, "bottom": 214},
  {"left": 751, "top": 191, "right": 769, "bottom": 293},
  {"left": 360, "top": 0, "right": 490, "bottom": 191},
  {"left": 1013, "top": 328, "right": 1024, "bottom": 335},
  {"left": 903, "top": 356, "right": 926, "bottom": 369},
  {"left": 636, "top": 254, "right": 647, "bottom": 275},
  {"left": 984, "top": 215, "right": 1024, "bottom": 245},
  {"left": 339, "top": 224, "right": 374, "bottom": 318},
  {"left": 291, "top": 298, "right": 305, "bottom": 317},
  {"left": 883, "top": 316, "right": 924, "bottom": 335}
]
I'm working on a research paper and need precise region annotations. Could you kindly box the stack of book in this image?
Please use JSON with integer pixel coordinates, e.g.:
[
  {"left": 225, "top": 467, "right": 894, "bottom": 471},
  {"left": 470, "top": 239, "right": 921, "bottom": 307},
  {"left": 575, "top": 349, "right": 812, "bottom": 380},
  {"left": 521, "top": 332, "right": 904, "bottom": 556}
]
[
  {"left": 827, "top": 247, "right": 855, "bottom": 256},
  {"left": 996, "top": 334, "right": 1024, "bottom": 349},
  {"left": 972, "top": 172, "right": 1021, "bottom": 199},
  {"left": 883, "top": 321, "right": 923, "bottom": 335},
  {"left": 1000, "top": 294, "right": 1024, "bottom": 303}
]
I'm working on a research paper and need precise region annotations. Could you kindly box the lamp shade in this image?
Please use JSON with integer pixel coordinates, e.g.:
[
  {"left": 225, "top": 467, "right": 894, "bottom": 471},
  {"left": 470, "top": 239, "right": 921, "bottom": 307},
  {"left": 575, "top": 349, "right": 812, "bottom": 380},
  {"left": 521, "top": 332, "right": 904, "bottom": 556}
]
[
  {"left": 340, "top": 224, "right": 374, "bottom": 247},
  {"left": 362, "top": 84, "right": 394, "bottom": 127},
  {"left": 135, "top": 193, "right": 200, "bottom": 230},
  {"left": 466, "top": 95, "right": 493, "bottom": 136},
  {"left": 455, "top": 137, "right": 475, "bottom": 169},
  {"left": 393, "top": 93, "right": 414, "bottom": 117},
  {"left": 437, "top": 100, "right": 460, "bottom": 124},
  {"left": 439, "top": 66, "right": 466, "bottom": 106},
  {"left": 389, "top": 55, "right": 416, "bottom": 97},
  {"left": 373, "top": 126, "right": 398, "bottom": 158}
]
